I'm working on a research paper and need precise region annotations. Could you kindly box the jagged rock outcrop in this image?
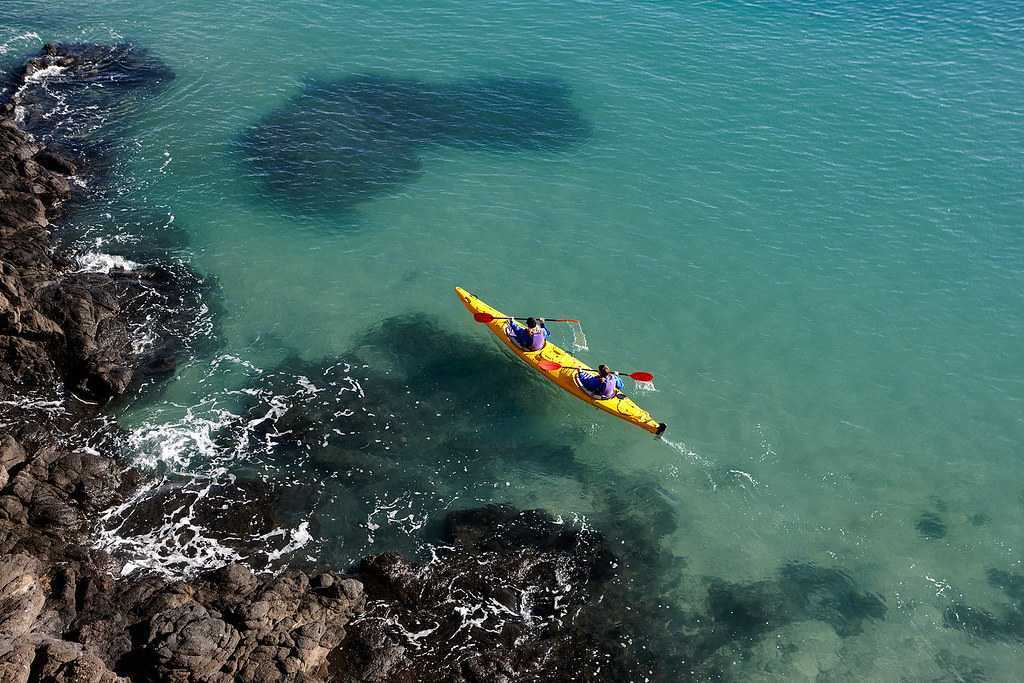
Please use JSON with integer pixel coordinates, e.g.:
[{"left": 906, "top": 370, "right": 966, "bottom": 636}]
[
  {"left": 0, "top": 42, "right": 380, "bottom": 683},
  {"left": 0, "top": 548, "right": 363, "bottom": 683},
  {"left": 0, "top": 112, "right": 199, "bottom": 402},
  {"left": 330, "top": 505, "right": 629, "bottom": 682},
  {"left": 0, "top": 436, "right": 123, "bottom": 562},
  {"left": 0, "top": 113, "right": 125, "bottom": 400},
  {"left": 0, "top": 424, "right": 364, "bottom": 683},
  {"left": 1, "top": 41, "right": 204, "bottom": 404}
]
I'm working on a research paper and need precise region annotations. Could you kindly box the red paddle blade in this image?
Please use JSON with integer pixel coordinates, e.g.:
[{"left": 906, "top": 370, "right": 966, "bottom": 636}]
[
  {"left": 537, "top": 360, "right": 562, "bottom": 371},
  {"left": 627, "top": 372, "right": 654, "bottom": 382},
  {"left": 473, "top": 312, "right": 496, "bottom": 323}
]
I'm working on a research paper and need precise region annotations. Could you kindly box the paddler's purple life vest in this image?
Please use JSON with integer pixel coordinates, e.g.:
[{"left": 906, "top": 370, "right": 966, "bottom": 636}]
[
  {"left": 579, "top": 371, "right": 621, "bottom": 399},
  {"left": 509, "top": 321, "right": 549, "bottom": 351},
  {"left": 526, "top": 328, "right": 546, "bottom": 351}
]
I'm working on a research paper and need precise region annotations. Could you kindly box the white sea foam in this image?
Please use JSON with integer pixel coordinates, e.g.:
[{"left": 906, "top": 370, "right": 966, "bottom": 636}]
[
  {"left": 923, "top": 574, "right": 952, "bottom": 598},
  {"left": 12, "top": 63, "right": 71, "bottom": 128},
  {"left": 661, "top": 436, "right": 711, "bottom": 468},
  {"left": 256, "top": 521, "right": 314, "bottom": 562},
  {"left": 96, "top": 476, "right": 247, "bottom": 577},
  {"left": 0, "top": 394, "right": 66, "bottom": 429},
  {"left": 0, "top": 31, "right": 40, "bottom": 55},
  {"left": 131, "top": 324, "right": 158, "bottom": 355},
  {"left": 754, "top": 422, "right": 778, "bottom": 463},
  {"left": 633, "top": 378, "right": 657, "bottom": 393},
  {"left": 727, "top": 469, "right": 760, "bottom": 489},
  {"left": 364, "top": 492, "right": 429, "bottom": 546},
  {"left": 76, "top": 251, "right": 140, "bottom": 273},
  {"left": 159, "top": 149, "right": 172, "bottom": 173},
  {"left": 23, "top": 64, "right": 66, "bottom": 83},
  {"left": 92, "top": 357, "right": 345, "bottom": 576}
]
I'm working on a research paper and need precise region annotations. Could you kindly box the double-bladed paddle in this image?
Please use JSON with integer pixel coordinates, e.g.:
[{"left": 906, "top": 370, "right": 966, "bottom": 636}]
[
  {"left": 536, "top": 360, "right": 654, "bottom": 383},
  {"left": 473, "top": 312, "right": 579, "bottom": 324}
]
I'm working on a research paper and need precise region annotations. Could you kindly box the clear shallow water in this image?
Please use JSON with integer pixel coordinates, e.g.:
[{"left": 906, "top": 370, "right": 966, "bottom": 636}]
[{"left": 3, "top": 1, "right": 1023, "bottom": 679}]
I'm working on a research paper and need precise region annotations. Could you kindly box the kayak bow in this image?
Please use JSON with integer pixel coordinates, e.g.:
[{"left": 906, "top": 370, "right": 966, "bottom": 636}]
[{"left": 455, "top": 287, "right": 666, "bottom": 435}]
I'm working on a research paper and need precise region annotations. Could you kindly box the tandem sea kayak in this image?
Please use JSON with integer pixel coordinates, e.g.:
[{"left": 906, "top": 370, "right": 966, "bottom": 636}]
[{"left": 455, "top": 287, "right": 667, "bottom": 436}]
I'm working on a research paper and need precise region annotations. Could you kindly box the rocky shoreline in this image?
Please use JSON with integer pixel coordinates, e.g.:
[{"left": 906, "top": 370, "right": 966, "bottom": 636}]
[
  {"left": 0, "top": 44, "right": 366, "bottom": 683},
  {"left": 0, "top": 43, "right": 659, "bottom": 683}
]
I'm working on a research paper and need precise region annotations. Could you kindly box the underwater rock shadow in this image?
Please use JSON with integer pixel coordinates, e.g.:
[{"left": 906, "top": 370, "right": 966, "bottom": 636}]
[
  {"left": 211, "top": 313, "right": 594, "bottom": 509},
  {"left": 944, "top": 567, "right": 1024, "bottom": 643},
  {"left": 238, "top": 73, "right": 592, "bottom": 216}
]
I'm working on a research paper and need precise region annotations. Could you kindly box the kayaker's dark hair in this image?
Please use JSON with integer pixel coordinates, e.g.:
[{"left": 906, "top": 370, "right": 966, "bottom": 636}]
[
  {"left": 527, "top": 317, "right": 538, "bottom": 329},
  {"left": 598, "top": 364, "right": 611, "bottom": 377}
]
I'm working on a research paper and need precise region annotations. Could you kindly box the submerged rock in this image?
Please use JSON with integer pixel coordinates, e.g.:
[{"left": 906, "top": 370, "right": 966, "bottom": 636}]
[
  {"left": 701, "top": 562, "right": 887, "bottom": 647},
  {"left": 915, "top": 511, "right": 946, "bottom": 539},
  {"left": 944, "top": 567, "right": 1024, "bottom": 643},
  {"left": 3, "top": 41, "right": 174, "bottom": 176},
  {"left": 239, "top": 74, "right": 591, "bottom": 215}
]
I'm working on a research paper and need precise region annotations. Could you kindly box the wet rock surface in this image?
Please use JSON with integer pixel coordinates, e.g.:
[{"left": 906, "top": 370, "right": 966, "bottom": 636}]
[
  {"left": 1, "top": 43, "right": 208, "bottom": 407},
  {"left": 4, "top": 41, "right": 175, "bottom": 183},
  {"left": 331, "top": 505, "right": 635, "bottom": 682},
  {"left": 0, "top": 545, "right": 364, "bottom": 683}
]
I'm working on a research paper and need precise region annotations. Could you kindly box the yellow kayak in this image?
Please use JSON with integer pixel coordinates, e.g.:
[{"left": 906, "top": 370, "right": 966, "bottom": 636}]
[{"left": 455, "top": 287, "right": 666, "bottom": 436}]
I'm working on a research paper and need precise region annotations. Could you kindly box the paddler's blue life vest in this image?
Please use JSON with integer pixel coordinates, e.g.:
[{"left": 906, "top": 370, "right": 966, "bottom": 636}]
[
  {"left": 578, "top": 370, "right": 623, "bottom": 399},
  {"left": 509, "top": 321, "right": 549, "bottom": 351}
]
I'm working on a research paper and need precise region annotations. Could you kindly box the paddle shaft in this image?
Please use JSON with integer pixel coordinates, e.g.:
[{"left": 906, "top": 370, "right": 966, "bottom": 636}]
[
  {"left": 475, "top": 313, "right": 579, "bottom": 323},
  {"left": 536, "top": 360, "right": 653, "bottom": 382}
]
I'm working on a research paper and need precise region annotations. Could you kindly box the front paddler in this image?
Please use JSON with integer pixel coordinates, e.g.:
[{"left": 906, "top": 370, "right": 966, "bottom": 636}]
[{"left": 508, "top": 316, "right": 550, "bottom": 351}]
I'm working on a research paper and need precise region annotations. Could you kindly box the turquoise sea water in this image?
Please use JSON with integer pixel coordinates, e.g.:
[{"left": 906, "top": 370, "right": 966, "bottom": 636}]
[{"left": 3, "top": 1, "right": 1023, "bottom": 679}]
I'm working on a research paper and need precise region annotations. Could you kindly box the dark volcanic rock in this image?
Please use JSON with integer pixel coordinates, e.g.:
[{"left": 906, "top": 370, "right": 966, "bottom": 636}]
[
  {"left": 330, "top": 505, "right": 627, "bottom": 682},
  {"left": 0, "top": 43, "right": 230, "bottom": 683},
  {"left": 131, "top": 565, "right": 364, "bottom": 682},
  {"left": 0, "top": 433, "right": 126, "bottom": 563},
  {"left": 0, "top": 428, "right": 362, "bottom": 682},
  {"left": 0, "top": 428, "right": 133, "bottom": 681},
  {"left": 0, "top": 44, "right": 208, "bottom": 406},
  {"left": 1, "top": 42, "right": 376, "bottom": 683},
  {"left": 0, "top": 100, "right": 126, "bottom": 399},
  {"left": 0, "top": 552, "right": 363, "bottom": 683}
]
